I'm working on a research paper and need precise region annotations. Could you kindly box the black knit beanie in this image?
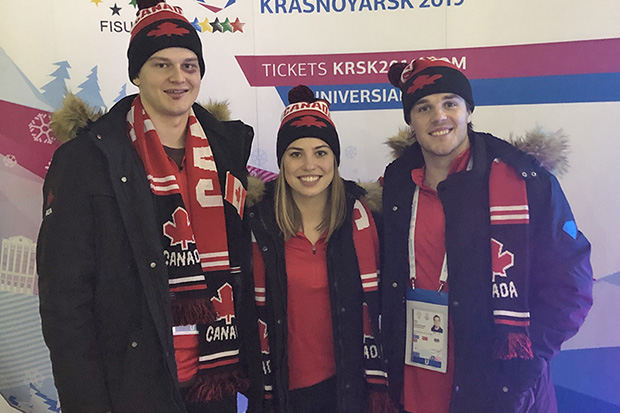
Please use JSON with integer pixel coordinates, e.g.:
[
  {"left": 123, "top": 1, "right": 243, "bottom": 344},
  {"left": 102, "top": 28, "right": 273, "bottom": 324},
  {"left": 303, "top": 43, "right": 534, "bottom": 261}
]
[
  {"left": 388, "top": 57, "right": 474, "bottom": 124},
  {"left": 127, "top": 0, "right": 205, "bottom": 83},
  {"left": 276, "top": 85, "right": 340, "bottom": 166}
]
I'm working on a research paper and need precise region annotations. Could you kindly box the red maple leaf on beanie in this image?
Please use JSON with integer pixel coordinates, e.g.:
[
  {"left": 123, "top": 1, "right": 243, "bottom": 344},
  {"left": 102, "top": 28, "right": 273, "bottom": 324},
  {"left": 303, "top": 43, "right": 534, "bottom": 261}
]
[
  {"left": 148, "top": 22, "right": 190, "bottom": 37},
  {"left": 291, "top": 115, "right": 327, "bottom": 128},
  {"left": 407, "top": 74, "right": 443, "bottom": 95}
]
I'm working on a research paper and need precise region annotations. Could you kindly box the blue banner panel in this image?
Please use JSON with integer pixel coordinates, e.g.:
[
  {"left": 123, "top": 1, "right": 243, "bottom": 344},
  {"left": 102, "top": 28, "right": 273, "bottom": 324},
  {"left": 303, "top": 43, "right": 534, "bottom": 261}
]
[{"left": 276, "top": 72, "right": 620, "bottom": 111}]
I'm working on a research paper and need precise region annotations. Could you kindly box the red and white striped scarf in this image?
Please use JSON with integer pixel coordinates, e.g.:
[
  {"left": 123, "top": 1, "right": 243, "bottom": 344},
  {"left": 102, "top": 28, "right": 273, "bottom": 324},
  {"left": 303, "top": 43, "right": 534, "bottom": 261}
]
[
  {"left": 489, "top": 158, "right": 534, "bottom": 361},
  {"left": 128, "top": 96, "right": 247, "bottom": 402}
]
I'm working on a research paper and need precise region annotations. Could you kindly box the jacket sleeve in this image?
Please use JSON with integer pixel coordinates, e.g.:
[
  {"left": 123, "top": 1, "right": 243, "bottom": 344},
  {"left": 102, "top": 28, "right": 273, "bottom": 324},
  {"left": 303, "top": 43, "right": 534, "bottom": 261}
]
[
  {"left": 528, "top": 172, "right": 593, "bottom": 361},
  {"left": 36, "top": 141, "right": 112, "bottom": 412}
]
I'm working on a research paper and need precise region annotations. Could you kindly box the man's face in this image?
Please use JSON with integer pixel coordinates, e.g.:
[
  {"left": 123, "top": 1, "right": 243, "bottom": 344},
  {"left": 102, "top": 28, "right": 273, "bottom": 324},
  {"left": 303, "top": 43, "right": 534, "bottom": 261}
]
[
  {"left": 133, "top": 47, "right": 201, "bottom": 122},
  {"left": 409, "top": 93, "right": 471, "bottom": 164}
]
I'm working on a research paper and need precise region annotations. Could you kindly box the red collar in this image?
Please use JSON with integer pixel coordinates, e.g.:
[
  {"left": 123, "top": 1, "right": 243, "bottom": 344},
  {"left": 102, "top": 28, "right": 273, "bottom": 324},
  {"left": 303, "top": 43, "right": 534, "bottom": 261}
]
[{"left": 411, "top": 147, "right": 472, "bottom": 189}]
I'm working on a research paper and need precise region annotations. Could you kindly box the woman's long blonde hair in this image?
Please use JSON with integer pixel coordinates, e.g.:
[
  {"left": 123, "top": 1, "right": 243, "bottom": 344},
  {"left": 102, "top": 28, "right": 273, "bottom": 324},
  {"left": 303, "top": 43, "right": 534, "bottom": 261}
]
[{"left": 274, "top": 158, "right": 346, "bottom": 241}]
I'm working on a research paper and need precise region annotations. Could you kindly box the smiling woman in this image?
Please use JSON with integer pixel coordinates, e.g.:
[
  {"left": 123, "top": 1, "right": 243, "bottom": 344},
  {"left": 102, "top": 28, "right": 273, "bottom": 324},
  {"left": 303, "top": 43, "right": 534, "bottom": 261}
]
[
  {"left": 273, "top": 85, "right": 344, "bottom": 243},
  {"left": 247, "top": 85, "right": 396, "bottom": 413}
]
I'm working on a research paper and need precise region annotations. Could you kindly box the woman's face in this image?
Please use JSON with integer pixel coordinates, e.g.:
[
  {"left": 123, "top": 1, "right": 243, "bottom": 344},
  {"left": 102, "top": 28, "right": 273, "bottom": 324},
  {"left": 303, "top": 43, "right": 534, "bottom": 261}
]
[{"left": 282, "top": 137, "right": 335, "bottom": 204}]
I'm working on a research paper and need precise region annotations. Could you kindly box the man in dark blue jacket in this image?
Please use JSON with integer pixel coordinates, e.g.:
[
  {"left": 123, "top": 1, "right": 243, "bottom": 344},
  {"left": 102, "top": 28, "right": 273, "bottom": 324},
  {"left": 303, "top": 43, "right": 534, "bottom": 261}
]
[{"left": 380, "top": 57, "right": 592, "bottom": 412}]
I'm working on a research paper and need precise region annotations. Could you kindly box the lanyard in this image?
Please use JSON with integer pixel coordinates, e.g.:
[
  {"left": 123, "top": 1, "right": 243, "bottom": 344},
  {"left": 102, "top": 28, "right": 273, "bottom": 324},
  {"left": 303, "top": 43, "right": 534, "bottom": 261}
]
[{"left": 408, "top": 186, "right": 448, "bottom": 292}]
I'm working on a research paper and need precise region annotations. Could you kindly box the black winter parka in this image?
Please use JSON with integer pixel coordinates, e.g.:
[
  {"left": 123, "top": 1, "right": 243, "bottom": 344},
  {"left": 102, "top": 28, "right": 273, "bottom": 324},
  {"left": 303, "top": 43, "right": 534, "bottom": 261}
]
[{"left": 37, "top": 95, "right": 261, "bottom": 413}]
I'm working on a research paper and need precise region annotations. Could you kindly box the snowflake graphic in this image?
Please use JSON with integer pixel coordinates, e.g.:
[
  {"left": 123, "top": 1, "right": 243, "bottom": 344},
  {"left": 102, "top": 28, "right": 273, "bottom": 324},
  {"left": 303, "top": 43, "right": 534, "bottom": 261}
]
[
  {"left": 3, "top": 154, "right": 17, "bottom": 168},
  {"left": 250, "top": 148, "right": 268, "bottom": 167},
  {"left": 29, "top": 113, "right": 55, "bottom": 144},
  {"left": 344, "top": 145, "right": 357, "bottom": 159}
]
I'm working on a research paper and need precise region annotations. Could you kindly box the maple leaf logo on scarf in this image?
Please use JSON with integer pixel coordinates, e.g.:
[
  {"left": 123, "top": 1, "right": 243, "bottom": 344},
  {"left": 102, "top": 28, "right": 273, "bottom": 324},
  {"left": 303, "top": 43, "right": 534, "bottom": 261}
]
[
  {"left": 148, "top": 22, "right": 190, "bottom": 37},
  {"left": 362, "top": 303, "right": 374, "bottom": 340},
  {"left": 491, "top": 238, "right": 514, "bottom": 282},
  {"left": 164, "top": 207, "right": 196, "bottom": 250},
  {"left": 291, "top": 115, "right": 328, "bottom": 128},
  {"left": 407, "top": 74, "right": 442, "bottom": 95},
  {"left": 211, "top": 283, "right": 236, "bottom": 324},
  {"left": 258, "top": 319, "right": 270, "bottom": 354}
]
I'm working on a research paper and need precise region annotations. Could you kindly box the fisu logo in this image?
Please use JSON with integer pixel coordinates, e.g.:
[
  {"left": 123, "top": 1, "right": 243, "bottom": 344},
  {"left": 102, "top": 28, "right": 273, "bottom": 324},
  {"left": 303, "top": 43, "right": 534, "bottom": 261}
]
[{"left": 195, "top": 0, "right": 237, "bottom": 14}]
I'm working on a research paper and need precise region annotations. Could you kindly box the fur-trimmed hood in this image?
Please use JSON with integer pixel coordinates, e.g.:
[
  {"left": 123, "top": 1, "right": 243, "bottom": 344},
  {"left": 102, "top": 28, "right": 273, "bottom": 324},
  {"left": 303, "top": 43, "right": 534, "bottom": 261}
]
[
  {"left": 385, "top": 126, "right": 570, "bottom": 176},
  {"left": 366, "top": 125, "right": 570, "bottom": 211},
  {"left": 51, "top": 93, "right": 234, "bottom": 144},
  {"left": 50, "top": 93, "right": 269, "bottom": 206}
]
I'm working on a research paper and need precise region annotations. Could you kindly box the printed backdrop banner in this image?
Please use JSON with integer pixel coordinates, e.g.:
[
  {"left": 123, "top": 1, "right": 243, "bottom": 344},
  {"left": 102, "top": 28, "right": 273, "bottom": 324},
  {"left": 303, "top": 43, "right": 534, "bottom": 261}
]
[{"left": 1, "top": 0, "right": 619, "bottom": 411}]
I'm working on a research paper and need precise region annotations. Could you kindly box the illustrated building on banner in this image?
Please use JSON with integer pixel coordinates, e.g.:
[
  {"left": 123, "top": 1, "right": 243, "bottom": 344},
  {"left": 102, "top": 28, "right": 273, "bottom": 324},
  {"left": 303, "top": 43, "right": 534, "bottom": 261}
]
[{"left": 0, "top": 236, "right": 37, "bottom": 295}]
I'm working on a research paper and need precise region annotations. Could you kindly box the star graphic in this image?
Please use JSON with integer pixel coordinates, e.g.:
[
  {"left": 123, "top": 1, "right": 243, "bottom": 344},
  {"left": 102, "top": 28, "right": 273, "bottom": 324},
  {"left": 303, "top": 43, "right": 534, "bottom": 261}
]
[
  {"left": 199, "top": 17, "right": 213, "bottom": 33},
  {"left": 210, "top": 17, "right": 223, "bottom": 33},
  {"left": 129, "top": 0, "right": 137, "bottom": 7},
  {"left": 222, "top": 18, "right": 233, "bottom": 33},
  {"left": 91, "top": 0, "right": 103, "bottom": 5},
  {"left": 191, "top": 17, "right": 202, "bottom": 32},
  {"left": 231, "top": 18, "right": 245, "bottom": 33},
  {"left": 110, "top": 3, "right": 122, "bottom": 15}
]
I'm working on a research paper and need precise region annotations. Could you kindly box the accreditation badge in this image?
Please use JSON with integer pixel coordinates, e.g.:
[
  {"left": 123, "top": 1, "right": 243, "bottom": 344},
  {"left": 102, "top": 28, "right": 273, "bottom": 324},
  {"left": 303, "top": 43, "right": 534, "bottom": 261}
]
[{"left": 404, "top": 288, "right": 449, "bottom": 373}]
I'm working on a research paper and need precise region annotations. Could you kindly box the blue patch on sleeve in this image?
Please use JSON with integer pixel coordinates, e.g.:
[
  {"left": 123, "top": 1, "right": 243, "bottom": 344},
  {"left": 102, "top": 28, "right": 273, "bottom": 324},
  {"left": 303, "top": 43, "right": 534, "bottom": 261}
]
[{"left": 563, "top": 220, "right": 578, "bottom": 239}]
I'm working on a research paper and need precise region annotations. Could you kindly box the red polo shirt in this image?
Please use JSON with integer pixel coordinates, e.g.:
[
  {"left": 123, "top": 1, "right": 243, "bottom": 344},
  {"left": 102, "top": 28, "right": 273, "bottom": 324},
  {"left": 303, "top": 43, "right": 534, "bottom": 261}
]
[
  {"left": 402, "top": 148, "right": 470, "bottom": 413},
  {"left": 285, "top": 232, "right": 336, "bottom": 390}
]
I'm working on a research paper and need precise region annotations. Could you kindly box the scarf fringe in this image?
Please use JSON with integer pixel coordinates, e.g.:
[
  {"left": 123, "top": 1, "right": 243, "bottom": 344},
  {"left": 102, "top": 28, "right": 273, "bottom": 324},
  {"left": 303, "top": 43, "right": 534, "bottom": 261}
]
[
  {"left": 492, "top": 331, "right": 534, "bottom": 360},
  {"left": 184, "top": 368, "right": 250, "bottom": 403},
  {"left": 366, "top": 390, "right": 398, "bottom": 413},
  {"left": 171, "top": 299, "right": 216, "bottom": 325}
]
